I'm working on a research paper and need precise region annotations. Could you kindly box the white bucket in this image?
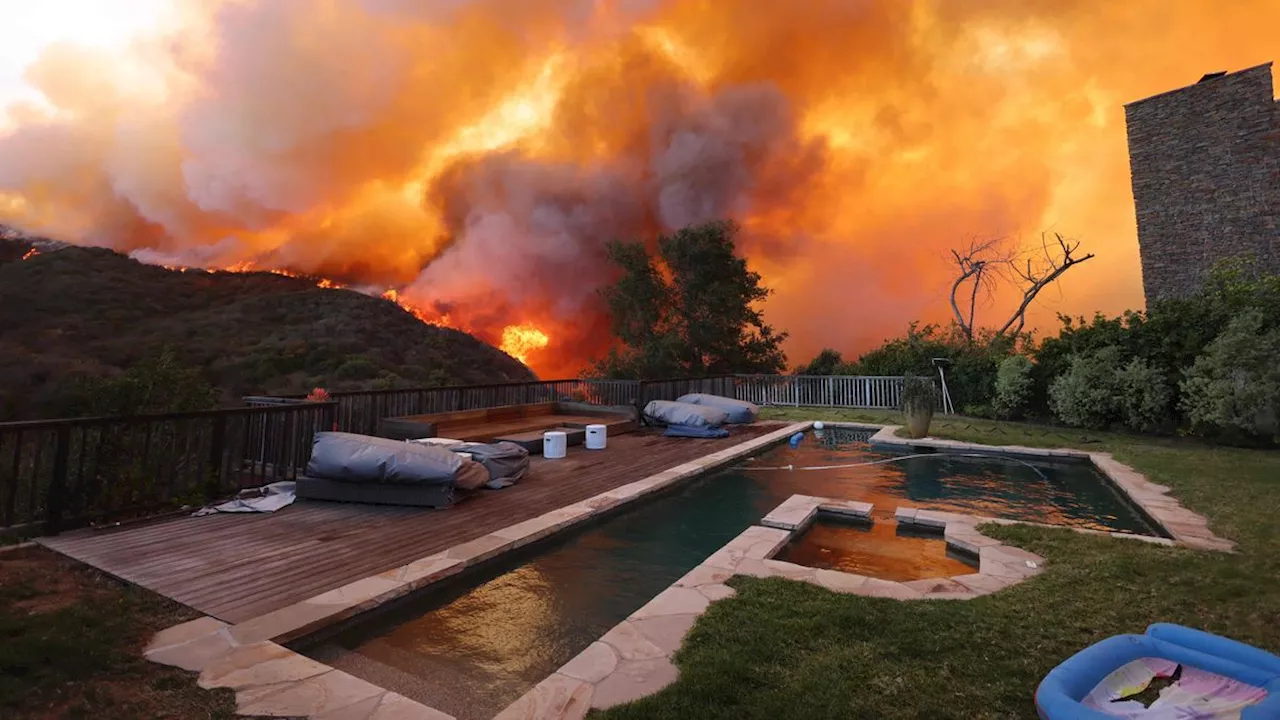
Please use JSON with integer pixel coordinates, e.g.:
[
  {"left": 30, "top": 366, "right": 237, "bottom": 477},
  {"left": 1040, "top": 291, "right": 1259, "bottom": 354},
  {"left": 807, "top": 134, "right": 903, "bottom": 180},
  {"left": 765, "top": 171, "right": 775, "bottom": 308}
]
[
  {"left": 585, "top": 424, "right": 607, "bottom": 450},
  {"left": 543, "top": 430, "right": 567, "bottom": 459}
]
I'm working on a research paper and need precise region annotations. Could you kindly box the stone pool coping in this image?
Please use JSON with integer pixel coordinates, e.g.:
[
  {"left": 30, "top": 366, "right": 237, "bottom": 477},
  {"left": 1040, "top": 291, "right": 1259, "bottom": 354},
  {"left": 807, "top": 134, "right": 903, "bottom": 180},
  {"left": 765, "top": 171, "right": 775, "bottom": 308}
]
[
  {"left": 142, "top": 421, "right": 811, "bottom": 720},
  {"left": 859, "top": 424, "right": 1234, "bottom": 552},
  {"left": 496, "top": 495, "right": 1065, "bottom": 719},
  {"left": 141, "top": 419, "right": 1233, "bottom": 719}
]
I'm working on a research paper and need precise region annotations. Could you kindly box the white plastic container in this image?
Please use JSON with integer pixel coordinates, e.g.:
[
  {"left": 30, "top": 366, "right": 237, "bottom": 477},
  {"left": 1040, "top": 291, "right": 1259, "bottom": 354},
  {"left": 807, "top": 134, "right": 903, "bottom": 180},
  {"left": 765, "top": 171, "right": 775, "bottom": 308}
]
[
  {"left": 543, "top": 430, "right": 567, "bottom": 459},
  {"left": 585, "top": 424, "right": 607, "bottom": 450}
]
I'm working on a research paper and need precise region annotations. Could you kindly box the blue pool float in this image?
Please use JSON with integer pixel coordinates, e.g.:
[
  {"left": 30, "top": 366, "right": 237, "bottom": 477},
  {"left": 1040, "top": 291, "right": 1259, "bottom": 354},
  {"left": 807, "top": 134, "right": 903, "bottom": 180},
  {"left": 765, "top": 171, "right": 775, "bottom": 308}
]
[
  {"left": 788, "top": 431, "right": 804, "bottom": 447},
  {"left": 1036, "top": 623, "right": 1280, "bottom": 719}
]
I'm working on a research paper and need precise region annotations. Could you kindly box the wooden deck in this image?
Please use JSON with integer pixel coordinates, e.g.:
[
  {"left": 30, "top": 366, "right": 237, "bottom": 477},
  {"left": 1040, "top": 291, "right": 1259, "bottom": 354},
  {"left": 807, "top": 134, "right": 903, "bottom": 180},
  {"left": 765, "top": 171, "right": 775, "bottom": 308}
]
[{"left": 41, "top": 424, "right": 780, "bottom": 623}]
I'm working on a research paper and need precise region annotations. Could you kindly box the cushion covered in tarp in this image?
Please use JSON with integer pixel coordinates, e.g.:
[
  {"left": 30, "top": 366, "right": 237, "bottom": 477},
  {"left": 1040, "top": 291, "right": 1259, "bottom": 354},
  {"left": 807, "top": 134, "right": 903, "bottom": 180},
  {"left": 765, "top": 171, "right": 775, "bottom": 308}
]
[
  {"left": 643, "top": 400, "right": 729, "bottom": 428},
  {"left": 450, "top": 441, "right": 530, "bottom": 488},
  {"left": 675, "top": 393, "right": 759, "bottom": 423},
  {"left": 306, "top": 431, "right": 464, "bottom": 486},
  {"left": 664, "top": 424, "right": 730, "bottom": 439}
]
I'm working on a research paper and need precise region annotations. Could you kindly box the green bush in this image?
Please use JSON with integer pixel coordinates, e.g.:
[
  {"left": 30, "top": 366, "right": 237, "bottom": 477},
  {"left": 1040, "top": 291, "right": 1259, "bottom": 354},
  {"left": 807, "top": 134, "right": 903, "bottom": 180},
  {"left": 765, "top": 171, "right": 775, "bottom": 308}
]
[
  {"left": 992, "top": 355, "right": 1034, "bottom": 419},
  {"left": 794, "top": 348, "right": 847, "bottom": 376},
  {"left": 1048, "top": 347, "right": 1123, "bottom": 429},
  {"left": 1115, "top": 357, "right": 1172, "bottom": 433},
  {"left": 67, "top": 349, "right": 218, "bottom": 417},
  {"left": 333, "top": 356, "right": 379, "bottom": 380},
  {"left": 901, "top": 375, "right": 938, "bottom": 415},
  {"left": 1033, "top": 258, "right": 1280, "bottom": 423},
  {"left": 846, "top": 323, "right": 1016, "bottom": 410},
  {"left": 1181, "top": 310, "right": 1280, "bottom": 440}
]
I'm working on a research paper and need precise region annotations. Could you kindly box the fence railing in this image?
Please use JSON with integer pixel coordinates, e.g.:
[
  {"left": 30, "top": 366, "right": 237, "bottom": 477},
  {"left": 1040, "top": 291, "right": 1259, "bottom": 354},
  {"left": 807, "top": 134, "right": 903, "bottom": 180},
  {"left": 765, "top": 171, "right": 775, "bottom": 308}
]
[
  {"left": 247, "top": 379, "right": 659, "bottom": 436},
  {"left": 0, "top": 401, "right": 335, "bottom": 536},
  {"left": 638, "top": 377, "right": 736, "bottom": 408},
  {"left": 733, "top": 375, "right": 910, "bottom": 409},
  {"left": 4, "top": 373, "right": 921, "bottom": 537}
]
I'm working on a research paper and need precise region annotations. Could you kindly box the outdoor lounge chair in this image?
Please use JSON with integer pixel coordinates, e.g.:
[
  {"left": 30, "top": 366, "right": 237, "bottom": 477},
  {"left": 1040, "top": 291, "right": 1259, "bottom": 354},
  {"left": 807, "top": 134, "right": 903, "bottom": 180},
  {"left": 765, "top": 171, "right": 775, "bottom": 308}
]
[{"left": 1035, "top": 623, "right": 1280, "bottom": 719}]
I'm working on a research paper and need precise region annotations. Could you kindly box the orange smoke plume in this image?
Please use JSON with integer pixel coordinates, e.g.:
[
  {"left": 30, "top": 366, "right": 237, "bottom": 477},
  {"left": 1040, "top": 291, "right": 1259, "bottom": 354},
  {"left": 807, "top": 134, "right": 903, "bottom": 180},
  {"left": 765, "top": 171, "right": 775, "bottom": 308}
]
[{"left": 1, "top": 1, "right": 1276, "bottom": 377}]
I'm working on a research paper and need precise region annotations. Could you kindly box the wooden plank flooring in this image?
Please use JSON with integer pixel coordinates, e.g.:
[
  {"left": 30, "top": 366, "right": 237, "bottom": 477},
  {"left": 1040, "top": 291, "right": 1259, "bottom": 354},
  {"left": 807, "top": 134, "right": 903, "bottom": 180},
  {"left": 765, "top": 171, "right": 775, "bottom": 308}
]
[{"left": 42, "top": 425, "right": 779, "bottom": 623}]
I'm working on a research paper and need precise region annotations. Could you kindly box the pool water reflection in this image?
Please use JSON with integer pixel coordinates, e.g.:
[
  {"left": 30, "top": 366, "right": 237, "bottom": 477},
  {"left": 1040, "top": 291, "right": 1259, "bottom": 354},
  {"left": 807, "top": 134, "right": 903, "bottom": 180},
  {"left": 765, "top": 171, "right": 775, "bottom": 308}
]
[{"left": 774, "top": 516, "right": 979, "bottom": 582}]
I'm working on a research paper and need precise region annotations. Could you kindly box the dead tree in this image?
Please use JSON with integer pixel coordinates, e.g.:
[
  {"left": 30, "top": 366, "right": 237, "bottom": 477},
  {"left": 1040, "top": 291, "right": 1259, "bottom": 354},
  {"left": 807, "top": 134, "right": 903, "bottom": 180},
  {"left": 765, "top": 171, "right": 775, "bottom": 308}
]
[
  {"left": 949, "top": 232, "right": 1095, "bottom": 343},
  {"left": 949, "top": 237, "right": 1010, "bottom": 344}
]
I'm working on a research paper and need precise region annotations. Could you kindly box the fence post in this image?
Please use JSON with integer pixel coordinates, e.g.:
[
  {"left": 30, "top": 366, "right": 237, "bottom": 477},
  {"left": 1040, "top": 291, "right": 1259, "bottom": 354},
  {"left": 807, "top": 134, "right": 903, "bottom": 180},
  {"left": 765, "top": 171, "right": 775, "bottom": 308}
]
[
  {"left": 321, "top": 401, "right": 337, "bottom": 434},
  {"left": 44, "top": 425, "right": 71, "bottom": 535},
  {"left": 206, "top": 414, "right": 227, "bottom": 500}
]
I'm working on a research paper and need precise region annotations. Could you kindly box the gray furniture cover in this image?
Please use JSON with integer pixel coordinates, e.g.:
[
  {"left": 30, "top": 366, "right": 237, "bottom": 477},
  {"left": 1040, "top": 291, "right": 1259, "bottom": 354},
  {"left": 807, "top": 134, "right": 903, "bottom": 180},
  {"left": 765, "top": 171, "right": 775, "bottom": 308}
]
[
  {"left": 676, "top": 393, "right": 760, "bottom": 423},
  {"left": 298, "top": 431, "right": 489, "bottom": 507},
  {"left": 306, "top": 431, "right": 465, "bottom": 485},
  {"left": 450, "top": 441, "right": 530, "bottom": 488},
  {"left": 642, "top": 400, "right": 729, "bottom": 428},
  {"left": 295, "top": 476, "right": 455, "bottom": 508}
]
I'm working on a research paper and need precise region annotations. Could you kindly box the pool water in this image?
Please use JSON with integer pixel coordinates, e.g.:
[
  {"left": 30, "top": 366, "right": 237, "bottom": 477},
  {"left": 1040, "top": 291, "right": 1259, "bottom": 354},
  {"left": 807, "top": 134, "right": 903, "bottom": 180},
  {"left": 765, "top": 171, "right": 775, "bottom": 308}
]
[
  {"left": 747, "top": 427, "right": 1158, "bottom": 534},
  {"left": 297, "top": 430, "right": 1157, "bottom": 719},
  {"left": 774, "top": 516, "right": 978, "bottom": 582}
]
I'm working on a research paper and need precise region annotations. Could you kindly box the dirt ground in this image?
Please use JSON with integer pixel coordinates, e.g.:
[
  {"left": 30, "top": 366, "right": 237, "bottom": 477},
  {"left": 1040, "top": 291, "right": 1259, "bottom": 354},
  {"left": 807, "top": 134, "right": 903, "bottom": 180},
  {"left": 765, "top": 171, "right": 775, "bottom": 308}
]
[{"left": 0, "top": 543, "right": 248, "bottom": 720}]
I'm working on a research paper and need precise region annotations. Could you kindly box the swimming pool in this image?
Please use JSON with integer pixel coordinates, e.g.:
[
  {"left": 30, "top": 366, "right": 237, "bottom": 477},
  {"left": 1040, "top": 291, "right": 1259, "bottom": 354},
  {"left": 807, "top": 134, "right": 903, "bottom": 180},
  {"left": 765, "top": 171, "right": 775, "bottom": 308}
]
[
  {"left": 295, "top": 429, "right": 1157, "bottom": 719},
  {"left": 774, "top": 515, "right": 979, "bottom": 582},
  {"left": 745, "top": 427, "right": 1158, "bottom": 534}
]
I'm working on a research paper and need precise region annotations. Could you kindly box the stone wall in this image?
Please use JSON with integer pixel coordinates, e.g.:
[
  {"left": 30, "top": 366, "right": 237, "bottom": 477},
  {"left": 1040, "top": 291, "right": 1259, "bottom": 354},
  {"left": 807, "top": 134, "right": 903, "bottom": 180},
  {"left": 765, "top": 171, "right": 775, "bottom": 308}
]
[{"left": 1125, "top": 63, "right": 1280, "bottom": 304}]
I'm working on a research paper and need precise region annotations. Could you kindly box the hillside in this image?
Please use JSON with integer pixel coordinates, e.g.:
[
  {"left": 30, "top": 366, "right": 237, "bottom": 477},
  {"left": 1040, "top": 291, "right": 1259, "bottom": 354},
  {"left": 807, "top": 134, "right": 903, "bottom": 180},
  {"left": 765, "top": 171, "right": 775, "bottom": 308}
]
[{"left": 0, "top": 238, "right": 535, "bottom": 421}]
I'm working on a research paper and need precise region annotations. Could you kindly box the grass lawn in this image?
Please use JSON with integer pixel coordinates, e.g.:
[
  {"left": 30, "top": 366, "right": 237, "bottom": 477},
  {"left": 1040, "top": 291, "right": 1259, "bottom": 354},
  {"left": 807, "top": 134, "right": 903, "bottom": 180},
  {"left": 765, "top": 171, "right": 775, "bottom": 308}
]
[
  {"left": 0, "top": 544, "right": 251, "bottom": 720},
  {"left": 596, "top": 409, "right": 1280, "bottom": 719}
]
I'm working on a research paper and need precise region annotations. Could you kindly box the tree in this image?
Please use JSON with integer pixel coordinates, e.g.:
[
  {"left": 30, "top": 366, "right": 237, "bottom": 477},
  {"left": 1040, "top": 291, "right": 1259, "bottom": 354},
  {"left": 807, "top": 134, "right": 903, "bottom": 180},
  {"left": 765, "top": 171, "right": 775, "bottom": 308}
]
[
  {"left": 592, "top": 220, "right": 788, "bottom": 378},
  {"left": 1181, "top": 310, "right": 1280, "bottom": 440},
  {"left": 68, "top": 348, "right": 219, "bottom": 417},
  {"left": 992, "top": 354, "right": 1034, "bottom": 419},
  {"left": 949, "top": 232, "right": 1095, "bottom": 344},
  {"left": 795, "top": 348, "right": 845, "bottom": 375}
]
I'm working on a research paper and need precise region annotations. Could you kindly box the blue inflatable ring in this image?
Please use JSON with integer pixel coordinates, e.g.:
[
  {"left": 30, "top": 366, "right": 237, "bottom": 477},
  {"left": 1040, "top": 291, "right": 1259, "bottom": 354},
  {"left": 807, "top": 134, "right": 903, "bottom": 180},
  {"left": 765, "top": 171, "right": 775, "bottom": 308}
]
[{"left": 1036, "top": 624, "right": 1280, "bottom": 719}]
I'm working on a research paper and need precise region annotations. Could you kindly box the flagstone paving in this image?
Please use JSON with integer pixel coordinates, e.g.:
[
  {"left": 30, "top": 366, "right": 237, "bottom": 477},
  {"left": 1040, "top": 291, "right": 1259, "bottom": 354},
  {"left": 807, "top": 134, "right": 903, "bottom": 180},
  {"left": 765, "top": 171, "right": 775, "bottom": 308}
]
[{"left": 497, "top": 495, "right": 1064, "bottom": 718}]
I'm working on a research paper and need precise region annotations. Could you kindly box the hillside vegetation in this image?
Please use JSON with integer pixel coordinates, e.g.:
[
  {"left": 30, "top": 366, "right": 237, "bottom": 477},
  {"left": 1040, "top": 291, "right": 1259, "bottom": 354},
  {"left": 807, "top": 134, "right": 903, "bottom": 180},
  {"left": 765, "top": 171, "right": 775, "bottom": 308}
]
[{"left": 0, "top": 239, "right": 534, "bottom": 421}]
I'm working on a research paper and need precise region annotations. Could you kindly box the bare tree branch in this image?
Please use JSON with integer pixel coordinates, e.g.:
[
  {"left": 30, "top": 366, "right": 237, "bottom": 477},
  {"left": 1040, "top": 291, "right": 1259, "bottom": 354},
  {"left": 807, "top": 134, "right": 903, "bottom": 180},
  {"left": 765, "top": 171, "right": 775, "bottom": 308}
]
[
  {"left": 948, "top": 237, "right": 1010, "bottom": 343},
  {"left": 948, "top": 232, "right": 1094, "bottom": 344}
]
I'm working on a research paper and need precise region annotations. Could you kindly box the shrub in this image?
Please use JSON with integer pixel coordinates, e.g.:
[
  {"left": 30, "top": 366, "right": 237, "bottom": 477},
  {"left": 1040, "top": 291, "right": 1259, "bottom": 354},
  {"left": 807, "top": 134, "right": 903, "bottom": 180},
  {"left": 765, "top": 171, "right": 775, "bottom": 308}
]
[
  {"left": 1115, "top": 357, "right": 1172, "bottom": 432},
  {"left": 333, "top": 356, "right": 379, "bottom": 380},
  {"left": 1181, "top": 310, "right": 1280, "bottom": 440},
  {"left": 901, "top": 375, "right": 937, "bottom": 415},
  {"left": 992, "top": 355, "right": 1034, "bottom": 419},
  {"left": 68, "top": 349, "right": 218, "bottom": 417},
  {"left": 847, "top": 322, "right": 1017, "bottom": 410},
  {"left": 795, "top": 348, "right": 846, "bottom": 376},
  {"left": 1048, "top": 347, "right": 1123, "bottom": 429}
]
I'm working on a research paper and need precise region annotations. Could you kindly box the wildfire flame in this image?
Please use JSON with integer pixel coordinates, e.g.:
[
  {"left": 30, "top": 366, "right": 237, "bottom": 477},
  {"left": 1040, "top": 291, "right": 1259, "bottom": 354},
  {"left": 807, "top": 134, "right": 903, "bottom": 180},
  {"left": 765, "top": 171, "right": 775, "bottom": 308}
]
[
  {"left": 148, "top": 257, "right": 551, "bottom": 366},
  {"left": 499, "top": 324, "right": 551, "bottom": 364},
  {"left": 0, "top": 1, "right": 1276, "bottom": 377},
  {"left": 21, "top": 248, "right": 39, "bottom": 260}
]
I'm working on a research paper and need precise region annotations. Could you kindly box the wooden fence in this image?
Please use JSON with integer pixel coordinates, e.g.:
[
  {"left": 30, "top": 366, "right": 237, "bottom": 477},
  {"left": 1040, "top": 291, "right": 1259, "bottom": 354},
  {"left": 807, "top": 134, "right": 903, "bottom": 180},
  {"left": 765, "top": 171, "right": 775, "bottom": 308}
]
[
  {"left": 0, "top": 402, "right": 335, "bottom": 536},
  {"left": 3, "top": 373, "right": 915, "bottom": 537},
  {"left": 244, "top": 378, "right": 718, "bottom": 436},
  {"left": 733, "top": 375, "right": 910, "bottom": 409}
]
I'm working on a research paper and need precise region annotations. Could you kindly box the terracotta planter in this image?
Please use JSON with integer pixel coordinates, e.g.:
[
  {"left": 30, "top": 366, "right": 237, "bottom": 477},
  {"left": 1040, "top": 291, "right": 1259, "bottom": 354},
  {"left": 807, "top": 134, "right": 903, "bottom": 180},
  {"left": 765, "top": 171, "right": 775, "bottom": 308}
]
[{"left": 904, "top": 406, "right": 934, "bottom": 439}]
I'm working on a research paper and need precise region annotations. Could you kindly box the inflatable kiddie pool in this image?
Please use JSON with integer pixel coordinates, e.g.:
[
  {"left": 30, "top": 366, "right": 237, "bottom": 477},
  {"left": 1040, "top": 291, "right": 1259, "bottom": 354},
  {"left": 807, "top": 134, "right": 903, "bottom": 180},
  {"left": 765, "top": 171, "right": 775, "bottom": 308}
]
[{"left": 1036, "top": 623, "right": 1280, "bottom": 719}]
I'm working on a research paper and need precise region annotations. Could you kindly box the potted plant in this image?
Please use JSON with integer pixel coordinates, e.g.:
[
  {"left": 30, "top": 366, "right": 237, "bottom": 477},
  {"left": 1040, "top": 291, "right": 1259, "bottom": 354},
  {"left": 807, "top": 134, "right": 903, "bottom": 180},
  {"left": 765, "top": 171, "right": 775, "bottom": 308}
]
[{"left": 901, "top": 375, "right": 937, "bottom": 439}]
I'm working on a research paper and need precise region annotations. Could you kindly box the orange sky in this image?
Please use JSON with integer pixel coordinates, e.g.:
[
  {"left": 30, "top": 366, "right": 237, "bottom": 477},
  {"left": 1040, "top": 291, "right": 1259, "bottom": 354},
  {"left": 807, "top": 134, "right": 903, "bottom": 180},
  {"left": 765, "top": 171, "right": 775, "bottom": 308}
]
[{"left": 0, "top": 0, "right": 1276, "bottom": 377}]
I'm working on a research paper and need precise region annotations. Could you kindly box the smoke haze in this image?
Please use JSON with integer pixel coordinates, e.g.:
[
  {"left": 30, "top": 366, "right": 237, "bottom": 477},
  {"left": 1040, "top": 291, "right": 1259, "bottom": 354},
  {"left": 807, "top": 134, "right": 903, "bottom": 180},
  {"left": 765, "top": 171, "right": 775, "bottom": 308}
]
[{"left": 1, "top": 0, "right": 1277, "bottom": 376}]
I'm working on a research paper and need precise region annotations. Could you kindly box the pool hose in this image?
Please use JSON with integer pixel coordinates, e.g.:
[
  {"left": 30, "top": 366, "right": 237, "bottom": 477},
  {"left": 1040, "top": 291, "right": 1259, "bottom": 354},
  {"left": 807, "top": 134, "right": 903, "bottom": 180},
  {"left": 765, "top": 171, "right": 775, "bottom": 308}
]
[{"left": 742, "top": 452, "right": 1049, "bottom": 480}]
